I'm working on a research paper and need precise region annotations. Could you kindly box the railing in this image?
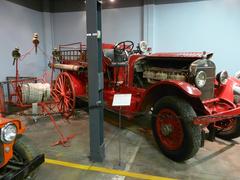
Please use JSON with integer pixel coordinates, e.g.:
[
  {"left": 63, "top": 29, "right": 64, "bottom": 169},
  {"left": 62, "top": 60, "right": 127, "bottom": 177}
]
[{"left": 59, "top": 42, "right": 87, "bottom": 62}]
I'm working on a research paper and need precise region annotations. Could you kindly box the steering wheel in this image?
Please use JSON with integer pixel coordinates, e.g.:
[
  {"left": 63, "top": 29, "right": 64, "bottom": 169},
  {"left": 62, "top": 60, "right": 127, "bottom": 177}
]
[{"left": 114, "top": 40, "right": 134, "bottom": 55}]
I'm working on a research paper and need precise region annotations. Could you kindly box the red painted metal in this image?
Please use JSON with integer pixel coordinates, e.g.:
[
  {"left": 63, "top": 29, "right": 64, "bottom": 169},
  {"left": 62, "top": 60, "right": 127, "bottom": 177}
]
[
  {"left": 0, "top": 85, "right": 5, "bottom": 117},
  {"left": 148, "top": 52, "right": 212, "bottom": 59},
  {"left": 5, "top": 45, "right": 42, "bottom": 108},
  {"left": 194, "top": 96, "right": 240, "bottom": 125},
  {"left": 102, "top": 43, "right": 115, "bottom": 49},
  {"left": 52, "top": 72, "right": 76, "bottom": 118},
  {"left": 156, "top": 109, "right": 183, "bottom": 151},
  {"left": 54, "top": 41, "right": 240, "bottom": 129},
  {"left": 0, "top": 41, "right": 77, "bottom": 147},
  {"left": 39, "top": 102, "right": 76, "bottom": 146},
  {"left": 193, "top": 76, "right": 240, "bottom": 125},
  {"left": 69, "top": 73, "right": 87, "bottom": 97},
  {"left": 214, "top": 76, "right": 240, "bottom": 103},
  {"left": 0, "top": 118, "right": 25, "bottom": 168},
  {"left": 193, "top": 106, "right": 240, "bottom": 125},
  {"left": 142, "top": 80, "right": 201, "bottom": 98},
  {"left": 214, "top": 78, "right": 235, "bottom": 103}
]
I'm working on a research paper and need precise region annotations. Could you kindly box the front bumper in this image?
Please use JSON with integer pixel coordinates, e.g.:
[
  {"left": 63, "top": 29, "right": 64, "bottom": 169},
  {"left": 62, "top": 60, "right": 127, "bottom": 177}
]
[
  {"left": 194, "top": 98, "right": 240, "bottom": 125},
  {"left": 2, "top": 154, "right": 44, "bottom": 180}
]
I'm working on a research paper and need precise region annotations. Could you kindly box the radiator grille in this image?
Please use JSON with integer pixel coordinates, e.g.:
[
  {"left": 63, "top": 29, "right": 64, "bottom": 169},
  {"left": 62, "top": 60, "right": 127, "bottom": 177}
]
[{"left": 197, "top": 66, "right": 215, "bottom": 100}]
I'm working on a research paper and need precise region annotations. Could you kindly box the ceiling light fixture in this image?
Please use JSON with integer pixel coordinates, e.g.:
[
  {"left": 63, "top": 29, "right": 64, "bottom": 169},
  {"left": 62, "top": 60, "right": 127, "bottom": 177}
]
[{"left": 110, "top": 0, "right": 115, "bottom": 2}]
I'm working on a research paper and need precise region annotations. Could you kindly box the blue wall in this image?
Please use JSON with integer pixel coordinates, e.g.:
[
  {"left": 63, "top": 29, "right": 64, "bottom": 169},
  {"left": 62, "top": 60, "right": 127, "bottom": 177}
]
[
  {"left": 53, "top": 0, "right": 240, "bottom": 74},
  {"left": 52, "top": 11, "right": 87, "bottom": 46},
  {"left": 102, "top": 7, "right": 143, "bottom": 45},
  {"left": 153, "top": 0, "right": 240, "bottom": 74},
  {"left": 0, "top": 0, "right": 48, "bottom": 81},
  {"left": 52, "top": 6, "right": 143, "bottom": 46},
  {"left": 1, "top": 0, "right": 240, "bottom": 79}
]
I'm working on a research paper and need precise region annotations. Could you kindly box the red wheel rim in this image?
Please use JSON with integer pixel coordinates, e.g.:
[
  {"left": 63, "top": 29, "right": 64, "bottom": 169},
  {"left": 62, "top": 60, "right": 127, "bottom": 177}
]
[
  {"left": 156, "top": 109, "right": 184, "bottom": 151},
  {"left": 52, "top": 72, "right": 76, "bottom": 118}
]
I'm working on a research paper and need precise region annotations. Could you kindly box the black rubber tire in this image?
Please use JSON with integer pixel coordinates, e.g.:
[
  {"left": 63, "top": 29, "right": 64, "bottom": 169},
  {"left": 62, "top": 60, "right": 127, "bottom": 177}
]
[
  {"left": 152, "top": 96, "right": 201, "bottom": 162},
  {"left": 216, "top": 118, "right": 240, "bottom": 140},
  {"left": 13, "top": 135, "right": 39, "bottom": 179}
]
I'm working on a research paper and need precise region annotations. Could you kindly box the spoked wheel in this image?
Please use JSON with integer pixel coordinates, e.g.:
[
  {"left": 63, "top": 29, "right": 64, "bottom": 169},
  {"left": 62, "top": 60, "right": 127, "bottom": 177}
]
[
  {"left": 155, "top": 109, "right": 184, "bottom": 151},
  {"left": 52, "top": 72, "right": 76, "bottom": 118},
  {"left": 152, "top": 96, "right": 201, "bottom": 162},
  {"left": 215, "top": 118, "right": 240, "bottom": 140}
]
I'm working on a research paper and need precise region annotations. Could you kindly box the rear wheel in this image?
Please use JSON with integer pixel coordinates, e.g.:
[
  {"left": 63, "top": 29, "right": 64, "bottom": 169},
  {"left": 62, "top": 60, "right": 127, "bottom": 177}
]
[
  {"left": 52, "top": 72, "right": 76, "bottom": 118},
  {"left": 215, "top": 118, "right": 240, "bottom": 140},
  {"left": 152, "top": 96, "right": 201, "bottom": 162}
]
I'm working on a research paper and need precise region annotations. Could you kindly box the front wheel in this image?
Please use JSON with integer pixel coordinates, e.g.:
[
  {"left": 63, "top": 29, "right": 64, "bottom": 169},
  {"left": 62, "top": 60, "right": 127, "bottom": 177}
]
[
  {"left": 12, "top": 135, "right": 39, "bottom": 179},
  {"left": 152, "top": 96, "right": 201, "bottom": 162}
]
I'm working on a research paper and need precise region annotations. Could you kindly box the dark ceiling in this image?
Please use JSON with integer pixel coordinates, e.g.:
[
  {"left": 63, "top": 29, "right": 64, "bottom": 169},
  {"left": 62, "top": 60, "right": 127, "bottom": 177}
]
[
  {"left": 6, "top": 0, "right": 143, "bottom": 12},
  {"left": 6, "top": 0, "right": 205, "bottom": 12}
]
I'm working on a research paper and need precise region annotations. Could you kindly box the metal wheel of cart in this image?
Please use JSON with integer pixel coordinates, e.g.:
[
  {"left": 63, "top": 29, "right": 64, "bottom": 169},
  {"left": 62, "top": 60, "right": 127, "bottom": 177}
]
[{"left": 52, "top": 72, "right": 76, "bottom": 118}]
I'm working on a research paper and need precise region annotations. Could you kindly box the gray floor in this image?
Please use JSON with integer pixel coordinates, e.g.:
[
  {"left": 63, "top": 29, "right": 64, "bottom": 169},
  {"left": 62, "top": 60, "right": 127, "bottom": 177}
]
[{"left": 11, "top": 110, "right": 240, "bottom": 180}]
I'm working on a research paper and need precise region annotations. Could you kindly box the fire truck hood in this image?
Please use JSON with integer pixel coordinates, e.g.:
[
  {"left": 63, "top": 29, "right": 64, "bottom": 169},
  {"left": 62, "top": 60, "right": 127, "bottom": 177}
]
[{"left": 146, "top": 52, "right": 213, "bottom": 60}]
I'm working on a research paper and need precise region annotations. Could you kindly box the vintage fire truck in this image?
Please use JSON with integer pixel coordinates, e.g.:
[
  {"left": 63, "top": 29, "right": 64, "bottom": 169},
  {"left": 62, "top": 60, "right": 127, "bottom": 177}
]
[
  {"left": 51, "top": 40, "right": 240, "bottom": 162},
  {"left": 0, "top": 102, "right": 44, "bottom": 179}
]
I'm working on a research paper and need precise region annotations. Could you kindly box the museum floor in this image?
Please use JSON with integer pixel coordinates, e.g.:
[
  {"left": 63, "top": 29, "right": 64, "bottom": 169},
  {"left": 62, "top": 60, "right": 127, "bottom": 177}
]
[{"left": 10, "top": 109, "right": 240, "bottom": 180}]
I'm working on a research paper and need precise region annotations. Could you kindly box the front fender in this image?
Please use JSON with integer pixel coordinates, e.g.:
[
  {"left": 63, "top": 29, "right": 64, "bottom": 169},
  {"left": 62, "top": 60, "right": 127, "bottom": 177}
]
[
  {"left": 0, "top": 118, "right": 25, "bottom": 168},
  {"left": 215, "top": 77, "right": 238, "bottom": 102},
  {"left": 145, "top": 80, "right": 201, "bottom": 98},
  {"left": 138, "top": 80, "right": 203, "bottom": 113}
]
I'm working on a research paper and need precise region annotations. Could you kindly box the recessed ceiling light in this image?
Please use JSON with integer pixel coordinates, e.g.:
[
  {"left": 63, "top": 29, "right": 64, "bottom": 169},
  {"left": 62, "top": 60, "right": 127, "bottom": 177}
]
[{"left": 110, "top": 0, "right": 115, "bottom": 2}]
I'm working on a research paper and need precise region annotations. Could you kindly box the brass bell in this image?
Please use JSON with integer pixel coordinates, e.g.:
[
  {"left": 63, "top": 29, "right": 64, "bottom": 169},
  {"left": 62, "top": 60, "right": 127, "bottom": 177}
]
[
  {"left": 12, "top": 47, "right": 21, "bottom": 65},
  {"left": 32, "top": 33, "right": 40, "bottom": 54},
  {"left": 52, "top": 48, "right": 61, "bottom": 62}
]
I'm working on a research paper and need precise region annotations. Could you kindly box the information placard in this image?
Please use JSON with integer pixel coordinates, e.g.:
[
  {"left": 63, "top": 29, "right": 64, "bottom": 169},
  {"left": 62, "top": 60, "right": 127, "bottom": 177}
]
[{"left": 112, "top": 94, "right": 132, "bottom": 107}]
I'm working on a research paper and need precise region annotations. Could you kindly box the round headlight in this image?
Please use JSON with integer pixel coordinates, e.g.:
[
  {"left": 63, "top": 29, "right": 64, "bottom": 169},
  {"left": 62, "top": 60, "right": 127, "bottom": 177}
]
[
  {"left": 195, "top": 71, "right": 207, "bottom": 88},
  {"left": 216, "top": 70, "right": 228, "bottom": 85},
  {"left": 139, "top": 41, "right": 148, "bottom": 53},
  {"left": 1, "top": 123, "right": 17, "bottom": 143}
]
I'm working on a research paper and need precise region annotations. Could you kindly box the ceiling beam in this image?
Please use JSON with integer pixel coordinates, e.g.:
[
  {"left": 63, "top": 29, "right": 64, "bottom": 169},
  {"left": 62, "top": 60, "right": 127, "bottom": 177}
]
[{"left": 6, "top": 0, "right": 207, "bottom": 12}]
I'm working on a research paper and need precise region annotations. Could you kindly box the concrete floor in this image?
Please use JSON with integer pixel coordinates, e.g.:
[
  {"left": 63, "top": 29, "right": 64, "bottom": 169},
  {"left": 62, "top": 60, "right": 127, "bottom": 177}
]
[{"left": 11, "top": 109, "right": 240, "bottom": 180}]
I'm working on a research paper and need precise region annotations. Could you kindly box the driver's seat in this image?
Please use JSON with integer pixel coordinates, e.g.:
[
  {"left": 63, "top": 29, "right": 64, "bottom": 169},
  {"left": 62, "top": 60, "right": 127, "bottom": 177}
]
[
  {"left": 103, "top": 49, "right": 128, "bottom": 67},
  {"left": 104, "top": 49, "right": 114, "bottom": 61},
  {"left": 113, "top": 50, "right": 128, "bottom": 64}
]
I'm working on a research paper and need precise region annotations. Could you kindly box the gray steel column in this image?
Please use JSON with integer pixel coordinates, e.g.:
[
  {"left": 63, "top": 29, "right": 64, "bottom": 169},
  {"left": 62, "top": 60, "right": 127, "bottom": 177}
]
[{"left": 86, "top": 0, "right": 105, "bottom": 162}]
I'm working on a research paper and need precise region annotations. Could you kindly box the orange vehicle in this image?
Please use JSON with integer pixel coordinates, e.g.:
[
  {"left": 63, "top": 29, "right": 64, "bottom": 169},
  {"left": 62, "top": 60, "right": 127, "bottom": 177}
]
[{"left": 0, "top": 117, "right": 44, "bottom": 179}]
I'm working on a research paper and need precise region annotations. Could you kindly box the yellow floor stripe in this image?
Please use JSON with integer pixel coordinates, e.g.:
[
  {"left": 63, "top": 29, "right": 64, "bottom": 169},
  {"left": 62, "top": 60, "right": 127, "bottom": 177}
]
[{"left": 45, "top": 158, "right": 176, "bottom": 180}]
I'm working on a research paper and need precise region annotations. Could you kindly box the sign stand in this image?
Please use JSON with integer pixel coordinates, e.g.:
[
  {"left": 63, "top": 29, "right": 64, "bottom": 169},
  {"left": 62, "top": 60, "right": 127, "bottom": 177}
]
[
  {"left": 118, "top": 106, "right": 122, "bottom": 166},
  {"left": 112, "top": 94, "right": 132, "bottom": 167}
]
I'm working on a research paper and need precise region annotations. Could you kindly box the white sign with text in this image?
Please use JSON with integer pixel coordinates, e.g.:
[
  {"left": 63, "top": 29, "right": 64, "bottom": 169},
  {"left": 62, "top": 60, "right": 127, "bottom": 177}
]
[{"left": 112, "top": 94, "right": 132, "bottom": 107}]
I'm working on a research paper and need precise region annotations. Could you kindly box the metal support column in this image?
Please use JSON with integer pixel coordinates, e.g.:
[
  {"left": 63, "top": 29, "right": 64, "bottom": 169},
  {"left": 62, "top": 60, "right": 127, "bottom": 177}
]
[{"left": 86, "top": 0, "right": 105, "bottom": 162}]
